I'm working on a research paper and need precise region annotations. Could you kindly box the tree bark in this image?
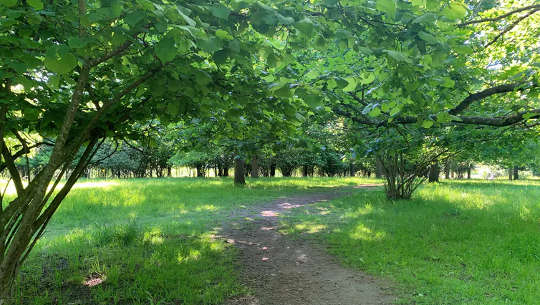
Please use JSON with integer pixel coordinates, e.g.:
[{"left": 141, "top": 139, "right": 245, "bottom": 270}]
[
  {"left": 428, "top": 162, "right": 440, "bottom": 183},
  {"left": 223, "top": 167, "right": 229, "bottom": 177},
  {"left": 234, "top": 157, "right": 246, "bottom": 185},
  {"left": 250, "top": 155, "right": 259, "bottom": 178},
  {"left": 513, "top": 166, "right": 519, "bottom": 180},
  {"left": 270, "top": 162, "right": 276, "bottom": 177},
  {"left": 375, "top": 158, "right": 383, "bottom": 178},
  {"left": 196, "top": 164, "right": 205, "bottom": 177},
  {"left": 302, "top": 165, "right": 308, "bottom": 177},
  {"left": 508, "top": 167, "right": 513, "bottom": 180},
  {"left": 467, "top": 166, "right": 471, "bottom": 179}
]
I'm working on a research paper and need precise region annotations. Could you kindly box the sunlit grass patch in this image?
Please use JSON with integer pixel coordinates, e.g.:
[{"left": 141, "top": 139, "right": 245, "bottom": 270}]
[{"left": 281, "top": 179, "right": 540, "bottom": 305}]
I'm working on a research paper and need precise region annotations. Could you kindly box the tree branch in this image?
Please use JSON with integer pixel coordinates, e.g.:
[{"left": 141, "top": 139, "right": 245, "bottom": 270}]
[
  {"left": 459, "top": 4, "right": 540, "bottom": 26},
  {"left": 448, "top": 82, "right": 531, "bottom": 115},
  {"left": 0, "top": 141, "right": 24, "bottom": 196},
  {"left": 484, "top": 8, "right": 540, "bottom": 48},
  {"left": 455, "top": 108, "right": 540, "bottom": 126}
]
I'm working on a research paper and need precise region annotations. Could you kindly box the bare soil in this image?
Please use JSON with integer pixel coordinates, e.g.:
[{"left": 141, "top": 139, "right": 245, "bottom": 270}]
[{"left": 222, "top": 186, "right": 395, "bottom": 305}]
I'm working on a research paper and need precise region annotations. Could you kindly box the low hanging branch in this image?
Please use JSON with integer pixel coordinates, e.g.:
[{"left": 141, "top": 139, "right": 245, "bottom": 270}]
[
  {"left": 448, "top": 82, "right": 530, "bottom": 115},
  {"left": 336, "top": 81, "right": 539, "bottom": 128},
  {"left": 459, "top": 4, "right": 540, "bottom": 26}
]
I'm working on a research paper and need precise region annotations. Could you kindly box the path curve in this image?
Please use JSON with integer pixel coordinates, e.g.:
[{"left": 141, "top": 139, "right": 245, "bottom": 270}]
[{"left": 222, "top": 186, "right": 395, "bottom": 305}]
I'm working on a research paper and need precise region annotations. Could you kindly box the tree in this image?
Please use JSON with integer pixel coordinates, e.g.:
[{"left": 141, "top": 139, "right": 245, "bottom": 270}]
[{"left": 0, "top": 0, "right": 323, "bottom": 299}]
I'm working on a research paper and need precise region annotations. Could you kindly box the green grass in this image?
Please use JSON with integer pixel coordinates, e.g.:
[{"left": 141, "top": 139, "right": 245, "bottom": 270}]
[
  {"left": 12, "top": 177, "right": 376, "bottom": 305},
  {"left": 280, "top": 179, "right": 540, "bottom": 305}
]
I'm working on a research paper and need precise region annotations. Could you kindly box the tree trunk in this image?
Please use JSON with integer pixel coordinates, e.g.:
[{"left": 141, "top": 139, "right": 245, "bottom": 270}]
[
  {"left": 349, "top": 163, "right": 355, "bottom": 176},
  {"left": 196, "top": 164, "right": 205, "bottom": 177},
  {"left": 375, "top": 158, "right": 383, "bottom": 178},
  {"left": 217, "top": 165, "right": 223, "bottom": 177},
  {"left": 250, "top": 155, "right": 259, "bottom": 178},
  {"left": 513, "top": 166, "right": 519, "bottom": 180},
  {"left": 428, "top": 162, "right": 440, "bottom": 183},
  {"left": 167, "top": 166, "right": 172, "bottom": 177},
  {"left": 223, "top": 167, "right": 229, "bottom": 177},
  {"left": 509, "top": 167, "right": 513, "bottom": 180},
  {"left": 270, "top": 162, "right": 276, "bottom": 177},
  {"left": 234, "top": 157, "right": 246, "bottom": 185},
  {"left": 467, "top": 166, "right": 471, "bottom": 179},
  {"left": 302, "top": 165, "right": 308, "bottom": 177}
]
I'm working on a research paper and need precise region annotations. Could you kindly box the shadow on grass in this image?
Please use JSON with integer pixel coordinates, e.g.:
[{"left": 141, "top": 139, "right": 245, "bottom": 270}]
[
  {"left": 16, "top": 222, "right": 243, "bottom": 305},
  {"left": 280, "top": 181, "right": 540, "bottom": 304}
]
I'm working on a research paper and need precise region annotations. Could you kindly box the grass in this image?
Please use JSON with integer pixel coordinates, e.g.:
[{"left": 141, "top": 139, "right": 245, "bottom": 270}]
[
  {"left": 11, "top": 177, "right": 376, "bottom": 305},
  {"left": 280, "top": 179, "right": 540, "bottom": 305}
]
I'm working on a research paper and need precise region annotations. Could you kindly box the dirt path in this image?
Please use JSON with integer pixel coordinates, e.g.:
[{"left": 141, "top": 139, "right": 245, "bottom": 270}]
[{"left": 221, "top": 186, "right": 395, "bottom": 305}]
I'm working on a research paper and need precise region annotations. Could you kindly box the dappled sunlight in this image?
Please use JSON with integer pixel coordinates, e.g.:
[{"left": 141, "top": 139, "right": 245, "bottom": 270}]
[
  {"left": 295, "top": 222, "right": 327, "bottom": 234},
  {"left": 195, "top": 204, "right": 218, "bottom": 212},
  {"left": 73, "top": 180, "right": 120, "bottom": 189},
  {"left": 349, "top": 224, "right": 386, "bottom": 241},
  {"left": 261, "top": 210, "right": 279, "bottom": 217},
  {"left": 60, "top": 228, "right": 87, "bottom": 244},
  {"left": 278, "top": 202, "right": 303, "bottom": 209},
  {"left": 143, "top": 228, "right": 164, "bottom": 245},
  {"left": 345, "top": 203, "right": 374, "bottom": 217},
  {"left": 177, "top": 249, "right": 201, "bottom": 263}
]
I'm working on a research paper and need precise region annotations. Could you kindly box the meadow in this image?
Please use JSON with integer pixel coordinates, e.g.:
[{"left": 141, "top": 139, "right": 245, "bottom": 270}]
[
  {"left": 281, "top": 179, "right": 540, "bottom": 305},
  {"left": 8, "top": 177, "right": 540, "bottom": 304},
  {"left": 10, "top": 177, "right": 372, "bottom": 305}
]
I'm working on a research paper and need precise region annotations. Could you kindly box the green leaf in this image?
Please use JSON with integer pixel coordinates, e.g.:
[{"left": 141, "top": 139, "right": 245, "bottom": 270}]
[
  {"left": 215, "top": 29, "right": 233, "bottom": 40},
  {"left": 441, "top": 77, "right": 455, "bottom": 88},
  {"left": 125, "top": 11, "right": 145, "bottom": 28},
  {"left": 383, "top": 50, "right": 412, "bottom": 64},
  {"left": 418, "top": 31, "right": 439, "bottom": 44},
  {"left": 177, "top": 6, "right": 196, "bottom": 26},
  {"left": 335, "top": 77, "right": 349, "bottom": 89},
  {"left": 324, "top": 0, "right": 339, "bottom": 7},
  {"left": 411, "top": 0, "right": 426, "bottom": 8},
  {"left": 295, "top": 18, "right": 315, "bottom": 36},
  {"left": 199, "top": 37, "right": 223, "bottom": 54},
  {"left": 442, "top": 3, "right": 467, "bottom": 20},
  {"left": 369, "top": 107, "right": 381, "bottom": 117},
  {"left": 274, "top": 84, "right": 291, "bottom": 98},
  {"left": 422, "top": 120, "right": 434, "bottom": 128},
  {"left": 47, "top": 75, "right": 60, "bottom": 89},
  {"left": 390, "top": 106, "right": 401, "bottom": 116},
  {"left": 376, "top": 0, "right": 396, "bottom": 19},
  {"left": 209, "top": 6, "right": 230, "bottom": 20},
  {"left": 360, "top": 73, "right": 375, "bottom": 85},
  {"left": 523, "top": 112, "right": 536, "bottom": 120},
  {"left": 167, "top": 101, "right": 180, "bottom": 116},
  {"left": 27, "top": 0, "right": 43, "bottom": 10},
  {"left": 213, "top": 49, "right": 228, "bottom": 65},
  {"left": 44, "top": 47, "right": 78, "bottom": 74},
  {"left": 67, "top": 37, "right": 87, "bottom": 49},
  {"left": 304, "top": 94, "right": 321, "bottom": 107},
  {"left": 155, "top": 37, "right": 176, "bottom": 62},
  {"left": 343, "top": 77, "right": 357, "bottom": 92},
  {"left": 0, "top": 0, "right": 17, "bottom": 7}
]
